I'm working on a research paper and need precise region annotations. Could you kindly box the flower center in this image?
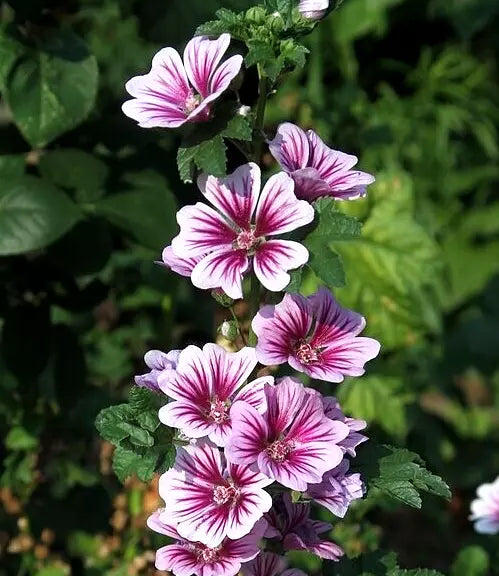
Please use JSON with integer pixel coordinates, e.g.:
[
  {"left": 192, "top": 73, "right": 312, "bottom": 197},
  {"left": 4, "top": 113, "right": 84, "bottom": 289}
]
[
  {"left": 184, "top": 93, "right": 201, "bottom": 114},
  {"left": 266, "top": 439, "right": 294, "bottom": 463},
  {"left": 193, "top": 544, "right": 222, "bottom": 563},
  {"left": 235, "top": 228, "right": 259, "bottom": 251},
  {"left": 294, "top": 341, "right": 321, "bottom": 365},
  {"left": 208, "top": 398, "right": 230, "bottom": 424},
  {"left": 212, "top": 484, "right": 240, "bottom": 506}
]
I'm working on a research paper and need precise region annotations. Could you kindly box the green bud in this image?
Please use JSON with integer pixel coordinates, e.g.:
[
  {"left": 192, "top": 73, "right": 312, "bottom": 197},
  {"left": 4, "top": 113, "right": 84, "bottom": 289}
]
[
  {"left": 219, "top": 320, "right": 239, "bottom": 341},
  {"left": 245, "top": 6, "right": 267, "bottom": 25},
  {"left": 211, "top": 289, "right": 234, "bottom": 308},
  {"left": 268, "top": 13, "right": 284, "bottom": 33}
]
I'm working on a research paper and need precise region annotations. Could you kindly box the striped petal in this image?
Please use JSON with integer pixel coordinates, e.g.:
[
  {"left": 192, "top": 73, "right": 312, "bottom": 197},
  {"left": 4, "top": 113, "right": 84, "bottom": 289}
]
[
  {"left": 191, "top": 248, "right": 249, "bottom": 300},
  {"left": 253, "top": 240, "right": 309, "bottom": 293}
]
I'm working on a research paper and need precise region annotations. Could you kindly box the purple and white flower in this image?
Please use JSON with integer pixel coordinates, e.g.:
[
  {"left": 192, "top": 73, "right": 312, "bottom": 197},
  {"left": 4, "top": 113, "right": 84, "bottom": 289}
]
[
  {"left": 306, "top": 459, "right": 365, "bottom": 517},
  {"left": 298, "top": 0, "right": 329, "bottom": 20},
  {"left": 158, "top": 344, "right": 270, "bottom": 446},
  {"left": 161, "top": 245, "right": 205, "bottom": 278},
  {"left": 252, "top": 287, "right": 380, "bottom": 383},
  {"left": 122, "top": 34, "right": 242, "bottom": 128},
  {"left": 242, "top": 552, "right": 306, "bottom": 576},
  {"left": 134, "top": 349, "right": 180, "bottom": 393},
  {"left": 159, "top": 442, "right": 273, "bottom": 547},
  {"left": 226, "top": 377, "right": 349, "bottom": 491},
  {"left": 470, "top": 477, "right": 499, "bottom": 534},
  {"left": 148, "top": 509, "right": 267, "bottom": 576},
  {"left": 322, "top": 396, "right": 368, "bottom": 456},
  {"left": 265, "top": 494, "right": 344, "bottom": 561},
  {"left": 268, "top": 123, "right": 375, "bottom": 202},
  {"left": 170, "top": 163, "right": 315, "bottom": 299}
]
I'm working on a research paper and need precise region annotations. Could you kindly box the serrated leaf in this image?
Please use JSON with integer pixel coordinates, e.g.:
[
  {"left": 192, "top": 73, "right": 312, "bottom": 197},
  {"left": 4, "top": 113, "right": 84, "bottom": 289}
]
[
  {"left": 112, "top": 446, "right": 157, "bottom": 483},
  {"left": 0, "top": 176, "right": 81, "bottom": 256},
  {"left": 4, "top": 30, "right": 98, "bottom": 147},
  {"left": 304, "top": 198, "right": 361, "bottom": 288},
  {"left": 222, "top": 115, "right": 253, "bottom": 141},
  {"left": 245, "top": 39, "right": 276, "bottom": 68},
  {"left": 5, "top": 427, "right": 38, "bottom": 451},
  {"left": 177, "top": 135, "right": 227, "bottom": 183}
]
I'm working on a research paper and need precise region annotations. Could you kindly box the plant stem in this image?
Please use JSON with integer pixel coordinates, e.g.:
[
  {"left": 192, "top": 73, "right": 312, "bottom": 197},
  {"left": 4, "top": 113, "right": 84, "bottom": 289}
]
[
  {"left": 248, "top": 273, "right": 260, "bottom": 347},
  {"left": 229, "top": 306, "right": 247, "bottom": 346},
  {"left": 253, "top": 64, "right": 269, "bottom": 163}
]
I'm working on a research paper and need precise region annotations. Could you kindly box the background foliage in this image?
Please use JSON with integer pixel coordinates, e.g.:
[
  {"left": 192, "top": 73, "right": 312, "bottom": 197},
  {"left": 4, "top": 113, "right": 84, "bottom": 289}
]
[{"left": 1, "top": 0, "right": 499, "bottom": 575}]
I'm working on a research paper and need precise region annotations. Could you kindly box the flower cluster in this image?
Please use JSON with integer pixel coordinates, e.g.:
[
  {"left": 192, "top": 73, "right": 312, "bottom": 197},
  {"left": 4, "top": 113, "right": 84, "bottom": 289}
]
[{"left": 125, "top": 30, "right": 379, "bottom": 576}]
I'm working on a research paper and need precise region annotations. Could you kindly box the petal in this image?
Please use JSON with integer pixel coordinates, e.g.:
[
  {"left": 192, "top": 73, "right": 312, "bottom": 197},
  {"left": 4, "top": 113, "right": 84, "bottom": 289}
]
[
  {"left": 147, "top": 509, "right": 181, "bottom": 538},
  {"left": 253, "top": 240, "right": 309, "bottom": 292},
  {"left": 159, "top": 401, "right": 214, "bottom": 439},
  {"left": 172, "top": 202, "right": 236, "bottom": 257},
  {"left": 202, "top": 343, "right": 257, "bottom": 399},
  {"left": 291, "top": 167, "right": 332, "bottom": 202},
  {"left": 226, "top": 489, "right": 273, "bottom": 541},
  {"left": 151, "top": 47, "right": 191, "bottom": 101},
  {"left": 317, "top": 336, "right": 381, "bottom": 381},
  {"left": 252, "top": 294, "right": 313, "bottom": 367},
  {"left": 198, "top": 163, "right": 261, "bottom": 229},
  {"left": 175, "top": 440, "right": 225, "bottom": 485},
  {"left": 206, "top": 54, "right": 244, "bottom": 99},
  {"left": 266, "top": 377, "right": 306, "bottom": 435},
  {"left": 255, "top": 172, "right": 314, "bottom": 237},
  {"left": 226, "top": 402, "right": 269, "bottom": 465},
  {"left": 162, "top": 245, "right": 204, "bottom": 277},
  {"left": 474, "top": 518, "right": 499, "bottom": 534},
  {"left": 183, "top": 34, "right": 230, "bottom": 98},
  {"left": 242, "top": 552, "right": 288, "bottom": 576},
  {"left": 191, "top": 249, "right": 249, "bottom": 300},
  {"left": 233, "top": 376, "right": 273, "bottom": 414},
  {"left": 122, "top": 97, "right": 187, "bottom": 128},
  {"left": 160, "top": 345, "right": 212, "bottom": 404},
  {"left": 155, "top": 544, "right": 199, "bottom": 574},
  {"left": 224, "top": 518, "right": 268, "bottom": 560},
  {"left": 268, "top": 123, "right": 310, "bottom": 172}
]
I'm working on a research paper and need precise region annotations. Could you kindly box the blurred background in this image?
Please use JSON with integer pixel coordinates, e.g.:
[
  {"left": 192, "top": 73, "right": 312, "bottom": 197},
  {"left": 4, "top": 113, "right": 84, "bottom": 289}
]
[{"left": 1, "top": 0, "right": 499, "bottom": 575}]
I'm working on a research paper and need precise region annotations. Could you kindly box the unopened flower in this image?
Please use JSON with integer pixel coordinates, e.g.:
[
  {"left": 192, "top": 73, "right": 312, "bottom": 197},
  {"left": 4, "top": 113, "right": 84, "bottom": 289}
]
[
  {"left": 322, "top": 396, "right": 367, "bottom": 456},
  {"left": 148, "top": 509, "right": 267, "bottom": 576},
  {"left": 470, "top": 477, "right": 499, "bottom": 534},
  {"left": 242, "top": 552, "right": 306, "bottom": 576},
  {"left": 170, "top": 163, "right": 314, "bottom": 299},
  {"left": 306, "top": 459, "right": 365, "bottom": 517},
  {"left": 158, "top": 344, "right": 270, "bottom": 446},
  {"left": 268, "top": 123, "right": 375, "bottom": 202},
  {"left": 252, "top": 287, "right": 380, "bottom": 383},
  {"left": 122, "top": 34, "right": 242, "bottom": 128},
  {"left": 134, "top": 349, "right": 180, "bottom": 392},
  {"left": 226, "top": 378, "right": 349, "bottom": 491},
  {"left": 298, "top": 0, "right": 329, "bottom": 20},
  {"left": 265, "top": 493, "right": 344, "bottom": 561},
  {"left": 159, "top": 442, "right": 273, "bottom": 547}
]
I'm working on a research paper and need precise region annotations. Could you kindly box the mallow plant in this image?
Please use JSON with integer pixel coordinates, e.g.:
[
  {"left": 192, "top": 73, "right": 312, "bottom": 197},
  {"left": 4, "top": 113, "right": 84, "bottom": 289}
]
[{"left": 96, "top": 2, "right": 452, "bottom": 574}]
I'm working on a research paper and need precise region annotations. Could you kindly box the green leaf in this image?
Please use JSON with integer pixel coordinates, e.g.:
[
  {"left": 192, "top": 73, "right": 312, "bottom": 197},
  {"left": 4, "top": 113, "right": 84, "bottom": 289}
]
[
  {"left": 337, "top": 377, "right": 412, "bottom": 439},
  {"left": 222, "top": 115, "right": 253, "bottom": 141},
  {"left": 4, "top": 30, "right": 98, "bottom": 147},
  {"left": 5, "top": 426, "right": 38, "bottom": 451},
  {"left": 451, "top": 546, "right": 490, "bottom": 576},
  {"left": 177, "top": 135, "right": 227, "bottom": 183},
  {"left": 0, "top": 28, "right": 25, "bottom": 91},
  {"left": 95, "top": 173, "right": 177, "bottom": 250},
  {"left": 245, "top": 38, "right": 276, "bottom": 68},
  {"left": 39, "top": 149, "right": 108, "bottom": 202},
  {"left": 0, "top": 155, "right": 25, "bottom": 179},
  {"left": 112, "top": 446, "right": 157, "bottom": 483},
  {"left": 0, "top": 176, "right": 81, "bottom": 256},
  {"left": 304, "top": 198, "right": 361, "bottom": 288},
  {"left": 357, "top": 444, "right": 451, "bottom": 508},
  {"left": 95, "top": 404, "right": 155, "bottom": 447}
]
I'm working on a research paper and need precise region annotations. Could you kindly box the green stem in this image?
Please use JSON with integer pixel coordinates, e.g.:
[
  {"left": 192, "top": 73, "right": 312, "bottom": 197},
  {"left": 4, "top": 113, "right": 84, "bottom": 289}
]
[
  {"left": 253, "top": 64, "right": 269, "bottom": 163},
  {"left": 229, "top": 306, "right": 247, "bottom": 347},
  {"left": 248, "top": 274, "right": 261, "bottom": 347}
]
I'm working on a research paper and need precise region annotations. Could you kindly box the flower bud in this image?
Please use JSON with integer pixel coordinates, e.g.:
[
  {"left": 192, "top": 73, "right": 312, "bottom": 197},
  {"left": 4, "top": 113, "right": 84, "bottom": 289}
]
[
  {"left": 219, "top": 320, "right": 239, "bottom": 342},
  {"left": 245, "top": 6, "right": 267, "bottom": 25},
  {"left": 298, "top": 0, "right": 329, "bottom": 20},
  {"left": 211, "top": 289, "right": 234, "bottom": 308},
  {"left": 269, "top": 13, "right": 284, "bottom": 33}
]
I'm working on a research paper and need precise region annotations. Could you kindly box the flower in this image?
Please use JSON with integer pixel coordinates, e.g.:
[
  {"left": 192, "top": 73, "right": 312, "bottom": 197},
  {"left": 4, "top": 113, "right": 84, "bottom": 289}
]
[
  {"left": 298, "top": 0, "right": 329, "bottom": 19},
  {"left": 122, "top": 34, "right": 242, "bottom": 128},
  {"left": 322, "top": 396, "right": 367, "bottom": 456},
  {"left": 268, "top": 123, "right": 375, "bottom": 202},
  {"left": 226, "top": 377, "right": 349, "bottom": 491},
  {"left": 159, "top": 441, "right": 273, "bottom": 547},
  {"left": 158, "top": 343, "right": 270, "bottom": 446},
  {"left": 470, "top": 477, "right": 499, "bottom": 534},
  {"left": 134, "top": 349, "right": 180, "bottom": 392},
  {"left": 306, "top": 459, "right": 365, "bottom": 517},
  {"left": 252, "top": 287, "right": 380, "bottom": 383},
  {"left": 265, "top": 494, "right": 344, "bottom": 561},
  {"left": 148, "top": 509, "right": 267, "bottom": 576},
  {"left": 170, "top": 163, "right": 315, "bottom": 299},
  {"left": 161, "top": 245, "right": 205, "bottom": 278},
  {"left": 242, "top": 552, "right": 306, "bottom": 576}
]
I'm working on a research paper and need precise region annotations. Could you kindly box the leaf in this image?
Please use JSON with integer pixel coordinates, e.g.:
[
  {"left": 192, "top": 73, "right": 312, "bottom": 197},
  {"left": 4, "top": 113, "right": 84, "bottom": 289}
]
[
  {"left": 4, "top": 30, "right": 98, "bottom": 147},
  {"left": 0, "top": 176, "right": 81, "bottom": 256},
  {"left": 337, "top": 376, "right": 413, "bottom": 439},
  {"left": 431, "top": 0, "right": 499, "bottom": 39},
  {"left": 0, "top": 28, "right": 24, "bottom": 91},
  {"left": 222, "top": 115, "right": 253, "bottom": 141},
  {"left": 245, "top": 38, "right": 276, "bottom": 68},
  {"left": 451, "top": 546, "right": 490, "bottom": 576},
  {"left": 0, "top": 155, "right": 25, "bottom": 179},
  {"left": 95, "top": 173, "right": 177, "bottom": 250},
  {"left": 177, "top": 135, "right": 227, "bottom": 183},
  {"left": 39, "top": 149, "right": 108, "bottom": 202},
  {"left": 112, "top": 446, "right": 158, "bottom": 483},
  {"left": 355, "top": 444, "right": 451, "bottom": 509},
  {"left": 5, "top": 427, "right": 38, "bottom": 451},
  {"left": 304, "top": 198, "right": 361, "bottom": 288}
]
